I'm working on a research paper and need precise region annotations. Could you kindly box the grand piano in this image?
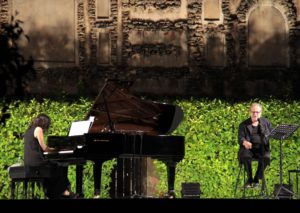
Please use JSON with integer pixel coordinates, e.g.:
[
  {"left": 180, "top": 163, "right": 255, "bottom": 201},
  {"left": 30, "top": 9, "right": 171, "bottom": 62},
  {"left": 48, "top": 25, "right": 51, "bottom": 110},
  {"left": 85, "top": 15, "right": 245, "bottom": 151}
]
[{"left": 43, "top": 80, "right": 185, "bottom": 198}]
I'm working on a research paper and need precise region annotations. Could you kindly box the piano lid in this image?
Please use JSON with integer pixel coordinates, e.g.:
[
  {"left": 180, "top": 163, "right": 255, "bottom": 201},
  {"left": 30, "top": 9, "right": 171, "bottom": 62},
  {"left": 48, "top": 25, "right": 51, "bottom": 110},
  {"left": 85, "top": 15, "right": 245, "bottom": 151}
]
[{"left": 85, "top": 80, "right": 184, "bottom": 135}]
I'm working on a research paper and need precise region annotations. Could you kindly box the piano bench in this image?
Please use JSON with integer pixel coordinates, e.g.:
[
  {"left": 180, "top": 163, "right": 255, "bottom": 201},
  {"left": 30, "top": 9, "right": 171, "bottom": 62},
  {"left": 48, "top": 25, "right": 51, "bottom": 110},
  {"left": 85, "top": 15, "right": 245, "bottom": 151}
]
[{"left": 8, "top": 164, "right": 47, "bottom": 199}]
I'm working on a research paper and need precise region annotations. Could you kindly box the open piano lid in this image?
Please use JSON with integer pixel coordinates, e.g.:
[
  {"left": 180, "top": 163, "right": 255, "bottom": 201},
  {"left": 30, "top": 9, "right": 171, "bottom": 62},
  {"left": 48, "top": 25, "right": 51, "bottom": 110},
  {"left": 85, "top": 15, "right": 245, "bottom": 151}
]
[{"left": 85, "top": 80, "right": 184, "bottom": 135}]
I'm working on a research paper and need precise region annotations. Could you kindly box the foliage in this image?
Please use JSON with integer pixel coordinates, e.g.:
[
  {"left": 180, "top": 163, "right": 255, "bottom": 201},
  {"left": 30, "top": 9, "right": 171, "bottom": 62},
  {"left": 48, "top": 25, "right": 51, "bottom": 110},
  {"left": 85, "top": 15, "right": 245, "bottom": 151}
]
[
  {"left": 154, "top": 98, "right": 300, "bottom": 198},
  {"left": 0, "top": 14, "right": 35, "bottom": 99},
  {"left": 0, "top": 98, "right": 115, "bottom": 199},
  {"left": 0, "top": 98, "right": 300, "bottom": 199}
]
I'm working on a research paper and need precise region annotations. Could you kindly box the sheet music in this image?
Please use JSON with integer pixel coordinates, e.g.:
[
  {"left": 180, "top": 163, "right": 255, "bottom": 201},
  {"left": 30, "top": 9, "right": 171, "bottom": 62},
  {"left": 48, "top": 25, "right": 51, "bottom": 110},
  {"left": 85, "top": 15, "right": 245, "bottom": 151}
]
[{"left": 68, "top": 118, "right": 94, "bottom": 136}]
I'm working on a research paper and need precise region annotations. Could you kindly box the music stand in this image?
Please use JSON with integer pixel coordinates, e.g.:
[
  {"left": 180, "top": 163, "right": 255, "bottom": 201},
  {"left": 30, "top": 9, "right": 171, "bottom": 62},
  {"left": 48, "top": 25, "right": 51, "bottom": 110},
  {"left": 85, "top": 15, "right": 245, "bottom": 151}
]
[{"left": 267, "top": 124, "right": 299, "bottom": 199}]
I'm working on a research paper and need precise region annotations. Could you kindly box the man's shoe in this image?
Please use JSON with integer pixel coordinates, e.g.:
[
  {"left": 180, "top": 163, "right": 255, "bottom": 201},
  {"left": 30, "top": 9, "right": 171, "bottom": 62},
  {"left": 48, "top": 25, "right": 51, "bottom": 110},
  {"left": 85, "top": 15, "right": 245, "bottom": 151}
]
[
  {"left": 253, "top": 182, "right": 259, "bottom": 188},
  {"left": 253, "top": 177, "right": 259, "bottom": 188},
  {"left": 245, "top": 182, "right": 252, "bottom": 188}
]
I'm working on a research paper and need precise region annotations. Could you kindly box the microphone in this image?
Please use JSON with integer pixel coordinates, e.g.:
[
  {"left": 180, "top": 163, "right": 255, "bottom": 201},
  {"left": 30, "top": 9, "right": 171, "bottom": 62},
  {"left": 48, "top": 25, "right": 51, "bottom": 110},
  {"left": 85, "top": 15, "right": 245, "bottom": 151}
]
[
  {"left": 258, "top": 118, "right": 263, "bottom": 129},
  {"left": 257, "top": 118, "right": 262, "bottom": 129},
  {"left": 258, "top": 118, "right": 268, "bottom": 141}
]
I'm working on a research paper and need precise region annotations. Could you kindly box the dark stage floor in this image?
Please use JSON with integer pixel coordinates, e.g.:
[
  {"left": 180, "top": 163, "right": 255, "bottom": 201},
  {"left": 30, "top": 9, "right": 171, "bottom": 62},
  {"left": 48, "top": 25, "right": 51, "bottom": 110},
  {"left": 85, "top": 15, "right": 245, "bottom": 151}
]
[{"left": 1, "top": 198, "right": 300, "bottom": 212}]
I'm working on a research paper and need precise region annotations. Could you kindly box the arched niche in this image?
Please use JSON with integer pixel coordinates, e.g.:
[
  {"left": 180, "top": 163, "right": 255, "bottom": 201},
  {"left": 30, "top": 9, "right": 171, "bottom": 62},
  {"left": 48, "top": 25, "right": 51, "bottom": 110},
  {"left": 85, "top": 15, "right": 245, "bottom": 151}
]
[
  {"left": 248, "top": 6, "right": 288, "bottom": 67},
  {"left": 205, "top": 32, "right": 226, "bottom": 67}
]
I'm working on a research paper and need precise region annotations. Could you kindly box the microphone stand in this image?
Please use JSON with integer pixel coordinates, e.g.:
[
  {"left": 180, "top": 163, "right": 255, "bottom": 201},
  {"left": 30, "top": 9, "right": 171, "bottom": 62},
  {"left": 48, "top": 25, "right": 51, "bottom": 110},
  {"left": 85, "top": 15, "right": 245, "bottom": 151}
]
[
  {"left": 241, "top": 119, "right": 269, "bottom": 199},
  {"left": 258, "top": 120, "right": 269, "bottom": 198}
]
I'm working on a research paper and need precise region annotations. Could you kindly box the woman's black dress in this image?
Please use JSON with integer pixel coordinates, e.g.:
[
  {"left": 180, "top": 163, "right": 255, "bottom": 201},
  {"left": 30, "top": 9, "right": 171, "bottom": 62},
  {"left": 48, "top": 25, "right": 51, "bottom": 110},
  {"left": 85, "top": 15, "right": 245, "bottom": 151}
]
[{"left": 24, "top": 126, "right": 70, "bottom": 199}]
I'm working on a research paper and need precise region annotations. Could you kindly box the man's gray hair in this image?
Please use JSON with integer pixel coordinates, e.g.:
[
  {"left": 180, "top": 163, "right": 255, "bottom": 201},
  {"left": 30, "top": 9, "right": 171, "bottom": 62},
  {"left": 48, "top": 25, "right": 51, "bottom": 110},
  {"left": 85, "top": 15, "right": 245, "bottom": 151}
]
[{"left": 249, "top": 102, "right": 262, "bottom": 111}]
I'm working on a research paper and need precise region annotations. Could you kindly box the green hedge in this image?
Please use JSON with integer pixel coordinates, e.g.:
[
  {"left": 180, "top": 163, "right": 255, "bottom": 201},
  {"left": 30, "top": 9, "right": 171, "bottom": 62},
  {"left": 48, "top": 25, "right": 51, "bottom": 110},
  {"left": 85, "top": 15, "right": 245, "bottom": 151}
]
[
  {"left": 0, "top": 98, "right": 300, "bottom": 199},
  {"left": 0, "top": 98, "right": 115, "bottom": 199},
  {"left": 154, "top": 99, "right": 300, "bottom": 198}
]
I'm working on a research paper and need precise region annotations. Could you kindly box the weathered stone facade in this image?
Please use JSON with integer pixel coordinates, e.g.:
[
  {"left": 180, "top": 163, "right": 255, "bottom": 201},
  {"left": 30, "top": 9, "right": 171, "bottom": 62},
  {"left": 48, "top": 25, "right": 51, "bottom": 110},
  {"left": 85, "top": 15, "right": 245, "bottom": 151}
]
[{"left": 1, "top": 0, "right": 300, "bottom": 99}]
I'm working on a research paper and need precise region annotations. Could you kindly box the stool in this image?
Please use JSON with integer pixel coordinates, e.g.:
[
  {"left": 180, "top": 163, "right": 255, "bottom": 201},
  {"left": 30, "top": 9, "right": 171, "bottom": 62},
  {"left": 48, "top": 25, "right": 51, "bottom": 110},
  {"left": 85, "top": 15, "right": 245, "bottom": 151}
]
[
  {"left": 8, "top": 164, "right": 49, "bottom": 199},
  {"left": 233, "top": 159, "right": 268, "bottom": 198}
]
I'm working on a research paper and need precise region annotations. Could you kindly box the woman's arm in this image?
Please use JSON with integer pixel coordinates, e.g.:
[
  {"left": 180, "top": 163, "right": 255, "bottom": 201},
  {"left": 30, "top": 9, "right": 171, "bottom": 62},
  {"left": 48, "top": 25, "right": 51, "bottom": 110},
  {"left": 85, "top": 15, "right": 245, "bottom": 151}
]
[{"left": 34, "top": 127, "right": 55, "bottom": 152}]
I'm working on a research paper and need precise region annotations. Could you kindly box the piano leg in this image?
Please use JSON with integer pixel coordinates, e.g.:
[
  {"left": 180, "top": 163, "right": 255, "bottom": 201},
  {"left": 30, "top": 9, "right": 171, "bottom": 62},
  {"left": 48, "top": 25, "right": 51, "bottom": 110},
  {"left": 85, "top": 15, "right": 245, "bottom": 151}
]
[
  {"left": 166, "top": 162, "right": 177, "bottom": 199},
  {"left": 10, "top": 181, "right": 15, "bottom": 199},
  {"left": 93, "top": 161, "right": 103, "bottom": 197},
  {"left": 76, "top": 165, "right": 84, "bottom": 197}
]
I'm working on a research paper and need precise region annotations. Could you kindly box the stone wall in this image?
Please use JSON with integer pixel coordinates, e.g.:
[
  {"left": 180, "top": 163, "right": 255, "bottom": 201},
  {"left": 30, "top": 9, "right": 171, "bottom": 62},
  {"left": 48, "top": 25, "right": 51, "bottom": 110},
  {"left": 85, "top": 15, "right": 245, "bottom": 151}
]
[
  {"left": 1, "top": 0, "right": 300, "bottom": 198},
  {"left": 1, "top": 0, "right": 300, "bottom": 99}
]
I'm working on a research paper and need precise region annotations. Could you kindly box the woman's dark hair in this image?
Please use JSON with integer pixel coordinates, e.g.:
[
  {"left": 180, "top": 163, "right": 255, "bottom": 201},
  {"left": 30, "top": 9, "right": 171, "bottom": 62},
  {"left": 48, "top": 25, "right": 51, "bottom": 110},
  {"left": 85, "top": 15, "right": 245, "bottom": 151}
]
[{"left": 30, "top": 113, "right": 51, "bottom": 131}]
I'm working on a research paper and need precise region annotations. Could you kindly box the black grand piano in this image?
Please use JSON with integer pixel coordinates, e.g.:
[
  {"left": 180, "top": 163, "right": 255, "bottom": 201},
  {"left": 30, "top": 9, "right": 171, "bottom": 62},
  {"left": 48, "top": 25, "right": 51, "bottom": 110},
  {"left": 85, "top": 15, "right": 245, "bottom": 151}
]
[{"left": 44, "top": 80, "right": 185, "bottom": 198}]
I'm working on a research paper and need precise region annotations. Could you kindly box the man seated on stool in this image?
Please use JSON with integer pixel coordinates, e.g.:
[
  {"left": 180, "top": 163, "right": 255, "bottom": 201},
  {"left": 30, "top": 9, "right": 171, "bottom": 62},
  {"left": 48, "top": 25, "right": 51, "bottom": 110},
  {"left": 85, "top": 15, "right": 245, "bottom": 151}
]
[{"left": 238, "top": 103, "right": 272, "bottom": 188}]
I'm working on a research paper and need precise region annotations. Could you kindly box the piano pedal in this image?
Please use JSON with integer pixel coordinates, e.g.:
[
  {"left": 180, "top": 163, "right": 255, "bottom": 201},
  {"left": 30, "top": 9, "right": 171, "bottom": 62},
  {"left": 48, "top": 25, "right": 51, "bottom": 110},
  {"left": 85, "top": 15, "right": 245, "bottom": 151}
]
[{"left": 130, "top": 194, "right": 144, "bottom": 199}]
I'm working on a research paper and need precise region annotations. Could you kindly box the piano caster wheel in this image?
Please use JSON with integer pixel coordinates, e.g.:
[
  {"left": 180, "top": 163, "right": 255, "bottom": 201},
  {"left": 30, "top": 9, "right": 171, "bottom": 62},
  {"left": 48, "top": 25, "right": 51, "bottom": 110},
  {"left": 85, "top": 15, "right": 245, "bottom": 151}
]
[{"left": 164, "top": 190, "right": 176, "bottom": 199}]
